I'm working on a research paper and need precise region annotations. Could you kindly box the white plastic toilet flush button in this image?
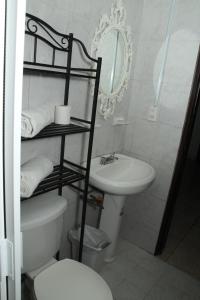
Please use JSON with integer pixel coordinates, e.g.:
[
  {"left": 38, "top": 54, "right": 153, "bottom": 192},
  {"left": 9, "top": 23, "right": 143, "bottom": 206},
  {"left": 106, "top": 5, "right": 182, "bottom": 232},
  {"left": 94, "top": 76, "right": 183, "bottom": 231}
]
[{"left": 34, "top": 259, "right": 113, "bottom": 300}]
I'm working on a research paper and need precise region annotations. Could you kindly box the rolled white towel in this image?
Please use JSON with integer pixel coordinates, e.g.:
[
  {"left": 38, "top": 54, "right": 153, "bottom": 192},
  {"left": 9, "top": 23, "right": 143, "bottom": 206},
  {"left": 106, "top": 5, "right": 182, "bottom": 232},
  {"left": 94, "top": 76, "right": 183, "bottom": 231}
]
[
  {"left": 21, "top": 156, "right": 54, "bottom": 198},
  {"left": 21, "top": 103, "right": 55, "bottom": 138}
]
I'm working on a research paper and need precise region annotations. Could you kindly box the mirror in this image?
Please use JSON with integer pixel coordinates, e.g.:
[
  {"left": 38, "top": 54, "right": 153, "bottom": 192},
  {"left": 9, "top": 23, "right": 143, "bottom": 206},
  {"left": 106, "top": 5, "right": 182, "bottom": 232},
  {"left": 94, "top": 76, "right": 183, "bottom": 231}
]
[
  {"left": 97, "top": 30, "right": 125, "bottom": 95},
  {"left": 91, "top": 0, "right": 132, "bottom": 119}
]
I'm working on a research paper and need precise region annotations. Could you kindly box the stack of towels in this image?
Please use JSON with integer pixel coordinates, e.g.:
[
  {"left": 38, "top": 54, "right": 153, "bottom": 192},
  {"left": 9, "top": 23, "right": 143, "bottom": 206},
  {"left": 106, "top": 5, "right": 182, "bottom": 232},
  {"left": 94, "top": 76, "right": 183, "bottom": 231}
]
[
  {"left": 21, "top": 156, "right": 53, "bottom": 198},
  {"left": 21, "top": 103, "right": 55, "bottom": 138},
  {"left": 21, "top": 103, "right": 71, "bottom": 198},
  {"left": 21, "top": 104, "right": 55, "bottom": 197}
]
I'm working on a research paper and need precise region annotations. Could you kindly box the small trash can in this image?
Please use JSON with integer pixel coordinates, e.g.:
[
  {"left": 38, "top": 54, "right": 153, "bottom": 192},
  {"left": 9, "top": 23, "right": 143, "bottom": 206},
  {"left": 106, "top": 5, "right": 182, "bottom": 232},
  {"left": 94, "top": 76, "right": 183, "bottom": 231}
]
[{"left": 69, "top": 225, "right": 111, "bottom": 272}]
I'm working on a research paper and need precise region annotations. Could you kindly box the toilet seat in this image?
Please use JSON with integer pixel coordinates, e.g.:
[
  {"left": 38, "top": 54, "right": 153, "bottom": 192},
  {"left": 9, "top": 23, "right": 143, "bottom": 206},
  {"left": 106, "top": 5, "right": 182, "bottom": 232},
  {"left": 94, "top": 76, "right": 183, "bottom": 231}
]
[{"left": 34, "top": 259, "right": 113, "bottom": 300}]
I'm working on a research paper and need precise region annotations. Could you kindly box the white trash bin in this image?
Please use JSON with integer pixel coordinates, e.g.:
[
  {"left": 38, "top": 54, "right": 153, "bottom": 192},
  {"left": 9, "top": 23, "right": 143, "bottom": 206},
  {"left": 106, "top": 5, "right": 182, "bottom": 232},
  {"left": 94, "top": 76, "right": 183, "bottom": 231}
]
[{"left": 69, "top": 225, "right": 111, "bottom": 272}]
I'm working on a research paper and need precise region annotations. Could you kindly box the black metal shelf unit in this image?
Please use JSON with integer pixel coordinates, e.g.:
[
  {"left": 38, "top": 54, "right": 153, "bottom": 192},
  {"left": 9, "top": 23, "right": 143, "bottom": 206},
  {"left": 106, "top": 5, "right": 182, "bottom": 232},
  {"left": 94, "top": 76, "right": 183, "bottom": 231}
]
[{"left": 22, "top": 13, "right": 102, "bottom": 262}]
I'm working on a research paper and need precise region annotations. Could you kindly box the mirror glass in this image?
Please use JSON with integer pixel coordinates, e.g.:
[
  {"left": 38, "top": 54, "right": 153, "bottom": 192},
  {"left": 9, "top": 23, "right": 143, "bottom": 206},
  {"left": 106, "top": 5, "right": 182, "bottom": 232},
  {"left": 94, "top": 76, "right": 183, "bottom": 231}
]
[{"left": 97, "top": 29, "right": 125, "bottom": 95}]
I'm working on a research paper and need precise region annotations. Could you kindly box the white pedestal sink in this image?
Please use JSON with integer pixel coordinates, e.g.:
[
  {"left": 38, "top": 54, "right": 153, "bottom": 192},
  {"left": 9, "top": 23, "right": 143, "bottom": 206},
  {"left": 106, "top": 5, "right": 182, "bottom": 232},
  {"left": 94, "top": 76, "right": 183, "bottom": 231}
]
[{"left": 89, "top": 154, "right": 155, "bottom": 262}]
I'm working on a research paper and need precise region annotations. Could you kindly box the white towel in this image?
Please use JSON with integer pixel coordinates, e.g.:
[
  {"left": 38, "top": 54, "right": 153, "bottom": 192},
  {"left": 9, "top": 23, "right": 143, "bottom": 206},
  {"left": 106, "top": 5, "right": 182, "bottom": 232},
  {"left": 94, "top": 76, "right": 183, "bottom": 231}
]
[
  {"left": 21, "top": 103, "right": 55, "bottom": 138},
  {"left": 21, "top": 156, "right": 54, "bottom": 198}
]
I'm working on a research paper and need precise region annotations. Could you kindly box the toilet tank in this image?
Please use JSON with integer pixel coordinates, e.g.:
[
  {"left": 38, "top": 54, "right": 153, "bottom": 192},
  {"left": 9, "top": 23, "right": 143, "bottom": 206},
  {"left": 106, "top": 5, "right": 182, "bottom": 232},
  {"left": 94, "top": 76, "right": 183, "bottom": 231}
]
[{"left": 21, "top": 193, "right": 67, "bottom": 273}]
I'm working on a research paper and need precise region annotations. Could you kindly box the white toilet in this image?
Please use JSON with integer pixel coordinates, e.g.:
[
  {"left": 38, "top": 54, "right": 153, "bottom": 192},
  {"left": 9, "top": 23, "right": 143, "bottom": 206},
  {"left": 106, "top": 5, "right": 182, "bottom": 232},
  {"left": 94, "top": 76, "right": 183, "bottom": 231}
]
[{"left": 21, "top": 193, "right": 113, "bottom": 300}]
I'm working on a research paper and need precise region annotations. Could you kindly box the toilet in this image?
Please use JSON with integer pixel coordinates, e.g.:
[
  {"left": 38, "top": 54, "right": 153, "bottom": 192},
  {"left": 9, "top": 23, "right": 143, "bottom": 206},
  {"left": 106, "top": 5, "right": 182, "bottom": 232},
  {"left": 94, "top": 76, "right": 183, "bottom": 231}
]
[{"left": 21, "top": 193, "right": 113, "bottom": 300}]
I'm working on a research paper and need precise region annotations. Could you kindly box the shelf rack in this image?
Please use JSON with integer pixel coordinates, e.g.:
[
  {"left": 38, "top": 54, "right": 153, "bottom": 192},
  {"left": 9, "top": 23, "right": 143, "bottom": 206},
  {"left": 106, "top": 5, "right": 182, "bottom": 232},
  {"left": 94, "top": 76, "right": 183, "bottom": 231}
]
[
  {"left": 22, "top": 13, "right": 102, "bottom": 262},
  {"left": 21, "top": 122, "right": 90, "bottom": 141},
  {"left": 21, "top": 165, "right": 85, "bottom": 199}
]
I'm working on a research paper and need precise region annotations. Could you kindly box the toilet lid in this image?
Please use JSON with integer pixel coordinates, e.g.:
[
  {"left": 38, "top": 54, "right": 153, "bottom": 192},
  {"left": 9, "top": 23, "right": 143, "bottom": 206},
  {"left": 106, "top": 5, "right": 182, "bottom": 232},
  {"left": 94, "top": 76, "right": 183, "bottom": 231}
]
[{"left": 34, "top": 259, "right": 113, "bottom": 300}]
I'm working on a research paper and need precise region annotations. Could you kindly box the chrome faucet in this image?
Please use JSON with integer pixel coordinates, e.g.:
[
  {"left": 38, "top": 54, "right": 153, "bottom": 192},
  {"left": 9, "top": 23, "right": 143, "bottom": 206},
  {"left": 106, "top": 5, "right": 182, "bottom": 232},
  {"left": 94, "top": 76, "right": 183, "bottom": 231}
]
[{"left": 100, "top": 152, "right": 119, "bottom": 165}]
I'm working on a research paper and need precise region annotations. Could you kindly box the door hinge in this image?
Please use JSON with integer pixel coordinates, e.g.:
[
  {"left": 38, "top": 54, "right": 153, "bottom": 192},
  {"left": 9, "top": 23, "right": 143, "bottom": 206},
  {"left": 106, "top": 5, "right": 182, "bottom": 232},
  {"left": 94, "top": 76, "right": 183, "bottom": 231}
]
[{"left": 0, "top": 239, "right": 14, "bottom": 281}]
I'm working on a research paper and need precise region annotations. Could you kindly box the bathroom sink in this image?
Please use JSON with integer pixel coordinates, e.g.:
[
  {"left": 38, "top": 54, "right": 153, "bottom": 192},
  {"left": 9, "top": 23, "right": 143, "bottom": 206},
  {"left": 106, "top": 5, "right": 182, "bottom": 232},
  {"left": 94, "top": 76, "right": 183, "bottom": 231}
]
[
  {"left": 89, "top": 154, "right": 155, "bottom": 195},
  {"left": 89, "top": 154, "right": 156, "bottom": 262}
]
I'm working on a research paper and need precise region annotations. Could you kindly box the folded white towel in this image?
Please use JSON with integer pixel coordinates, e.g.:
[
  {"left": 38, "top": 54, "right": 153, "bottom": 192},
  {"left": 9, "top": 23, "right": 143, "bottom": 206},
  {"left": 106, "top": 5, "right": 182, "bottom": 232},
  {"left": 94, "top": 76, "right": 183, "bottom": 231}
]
[
  {"left": 21, "top": 103, "right": 55, "bottom": 138},
  {"left": 21, "top": 156, "right": 53, "bottom": 198}
]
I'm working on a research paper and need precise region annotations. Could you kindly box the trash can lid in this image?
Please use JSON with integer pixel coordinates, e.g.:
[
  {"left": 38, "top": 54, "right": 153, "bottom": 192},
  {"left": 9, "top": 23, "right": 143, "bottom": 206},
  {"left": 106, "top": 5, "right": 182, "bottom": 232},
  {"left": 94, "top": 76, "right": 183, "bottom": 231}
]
[
  {"left": 69, "top": 225, "right": 111, "bottom": 251},
  {"left": 34, "top": 259, "right": 113, "bottom": 300}
]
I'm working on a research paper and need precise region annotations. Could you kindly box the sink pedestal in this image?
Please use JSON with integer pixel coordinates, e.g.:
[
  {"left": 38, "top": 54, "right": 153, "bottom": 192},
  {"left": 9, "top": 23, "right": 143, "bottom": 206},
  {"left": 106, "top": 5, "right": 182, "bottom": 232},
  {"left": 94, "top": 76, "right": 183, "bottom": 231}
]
[{"left": 100, "top": 194, "right": 126, "bottom": 262}]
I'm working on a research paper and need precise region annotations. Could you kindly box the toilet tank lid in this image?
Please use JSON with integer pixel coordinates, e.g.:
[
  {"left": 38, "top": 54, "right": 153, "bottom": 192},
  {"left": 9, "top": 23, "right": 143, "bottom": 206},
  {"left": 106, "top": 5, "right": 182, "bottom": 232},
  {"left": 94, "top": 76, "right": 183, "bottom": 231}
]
[{"left": 21, "top": 193, "right": 67, "bottom": 231}]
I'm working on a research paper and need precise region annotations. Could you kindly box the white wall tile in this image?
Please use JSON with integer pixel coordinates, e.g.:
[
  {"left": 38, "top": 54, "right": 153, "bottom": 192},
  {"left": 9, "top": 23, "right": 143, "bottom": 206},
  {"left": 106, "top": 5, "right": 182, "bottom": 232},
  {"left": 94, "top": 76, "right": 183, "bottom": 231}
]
[
  {"left": 28, "top": 76, "right": 65, "bottom": 109},
  {"left": 148, "top": 162, "right": 174, "bottom": 201},
  {"left": 122, "top": 192, "right": 166, "bottom": 233},
  {"left": 120, "top": 218, "right": 159, "bottom": 254},
  {"left": 163, "top": 34, "right": 199, "bottom": 86},
  {"left": 113, "top": 125, "right": 126, "bottom": 153},
  {"left": 121, "top": 0, "right": 200, "bottom": 254},
  {"left": 172, "top": 0, "right": 200, "bottom": 40},
  {"left": 158, "top": 83, "right": 191, "bottom": 128},
  {"left": 93, "top": 125, "right": 116, "bottom": 156},
  {"left": 130, "top": 119, "right": 157, "bottom": 162},
  {"left": 140, "top": 0, "right": 171, "bottom": 41},
  {"left": 127, "top": 80, "right": 156, "bottom": 121},
  {"left": 124, "top": 124, "right": 134, "bottom": 153},
  {"left": 151, "top": 123, "right": 181, "bottom": 167},
  {"left": 134, "top": 40, "right": 163, "bottom": 83}
]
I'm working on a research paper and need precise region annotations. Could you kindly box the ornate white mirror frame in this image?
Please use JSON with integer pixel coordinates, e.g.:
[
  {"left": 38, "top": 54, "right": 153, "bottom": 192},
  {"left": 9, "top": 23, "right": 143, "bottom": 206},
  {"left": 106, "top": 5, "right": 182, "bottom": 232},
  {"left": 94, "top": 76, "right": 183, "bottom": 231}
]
[{"left": 91, "top": 0, "right": 132, "bottom": 119}]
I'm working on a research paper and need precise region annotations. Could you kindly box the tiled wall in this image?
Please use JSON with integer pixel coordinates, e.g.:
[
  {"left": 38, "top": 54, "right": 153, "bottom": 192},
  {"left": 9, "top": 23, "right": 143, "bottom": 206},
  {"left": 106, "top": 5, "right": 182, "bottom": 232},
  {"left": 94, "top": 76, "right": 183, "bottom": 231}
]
[
  {"left": 120, "top": 0, "right": 200, "bottom": 253},
  {"left": 22, "top": 0, "right": 143, "bottom": 258}
]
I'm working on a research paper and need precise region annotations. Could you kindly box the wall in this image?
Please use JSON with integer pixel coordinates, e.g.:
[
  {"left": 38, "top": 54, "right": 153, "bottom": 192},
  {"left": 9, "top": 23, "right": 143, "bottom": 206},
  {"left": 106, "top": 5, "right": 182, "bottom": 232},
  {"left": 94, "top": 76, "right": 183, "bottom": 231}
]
[
  {"left": 22, "top": 0, "right": 143, "bottom": 258},
  {"left": 120, "top": 0, "right": 200, "bottom": 253}
]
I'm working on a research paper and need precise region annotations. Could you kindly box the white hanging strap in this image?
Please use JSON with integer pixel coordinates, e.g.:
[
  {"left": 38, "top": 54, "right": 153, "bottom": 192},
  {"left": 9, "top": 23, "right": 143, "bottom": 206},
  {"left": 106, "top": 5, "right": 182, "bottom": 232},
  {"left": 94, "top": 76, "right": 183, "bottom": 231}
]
[{"left": 155, "top": 0, "right": 176, "bottom": 107}]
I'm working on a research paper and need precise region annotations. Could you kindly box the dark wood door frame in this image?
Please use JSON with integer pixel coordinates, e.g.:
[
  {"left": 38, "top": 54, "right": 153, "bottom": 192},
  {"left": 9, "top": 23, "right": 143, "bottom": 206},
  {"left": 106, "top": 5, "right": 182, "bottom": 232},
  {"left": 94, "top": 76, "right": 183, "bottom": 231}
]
[{"left": 155, "top": 46, "right": 200, "bottom": 255}]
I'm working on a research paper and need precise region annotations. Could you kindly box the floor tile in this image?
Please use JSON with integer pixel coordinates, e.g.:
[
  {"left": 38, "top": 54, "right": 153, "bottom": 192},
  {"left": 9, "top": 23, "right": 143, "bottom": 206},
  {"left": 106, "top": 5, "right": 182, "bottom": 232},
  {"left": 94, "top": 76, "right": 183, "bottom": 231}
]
[
  {"left": 112, "top": 279, "right": 147, "bottom": 300},
  {"left": 22, "top": 238, "right": 200, "bottom": 300},
  {"left": 101, "top": 242, "right": 161, "bottom": 295},
  {"left": 117, "top": 238, "right": 168, "bottom": 276},
  {"left": 167, "top": 226, "right": 200, "bottom": 280},
  {"left": 157, "top": 265, "right": 200, "bottom": 298},
  {"left": 144, "top": 284, "right": 185, "bottom": 300},
  {"left": 103, "top": 239, "right": 200, "bottom": 299},
  {"left": 100, "top": 264, "right": 125, "bottom": 289},
  {"left": 159, "top": 159, "right": 200, "bottom": 282},
  {"left": 158, "top": 234, "right": 181, "bottom": 261},
  {"left": 127, "top": 264, "right": 162, "bottom": 291}
]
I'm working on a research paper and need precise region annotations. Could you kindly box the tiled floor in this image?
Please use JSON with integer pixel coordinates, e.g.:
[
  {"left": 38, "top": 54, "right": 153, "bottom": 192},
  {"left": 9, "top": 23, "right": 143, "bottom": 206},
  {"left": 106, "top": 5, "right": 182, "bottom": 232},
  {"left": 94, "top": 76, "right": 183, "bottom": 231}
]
[
  {"left": 166, "top": 219, "right": 200, "bottom": 281},
  {"left": 22, "top": 239, "right": 200, "bottom": 299},
  {"left": 99, "top": 238, "right": 200, "bottom": 300},
  {"left": 159, "top": 160, "right": 200, "bottom": 280}
]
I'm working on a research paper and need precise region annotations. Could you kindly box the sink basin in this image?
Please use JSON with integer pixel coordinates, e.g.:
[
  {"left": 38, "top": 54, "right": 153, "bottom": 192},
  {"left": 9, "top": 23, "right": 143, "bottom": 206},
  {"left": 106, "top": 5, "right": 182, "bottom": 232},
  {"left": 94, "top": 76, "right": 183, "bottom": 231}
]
[{"left": 90, "top": 154, "right": 155, "bottom": 195}]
